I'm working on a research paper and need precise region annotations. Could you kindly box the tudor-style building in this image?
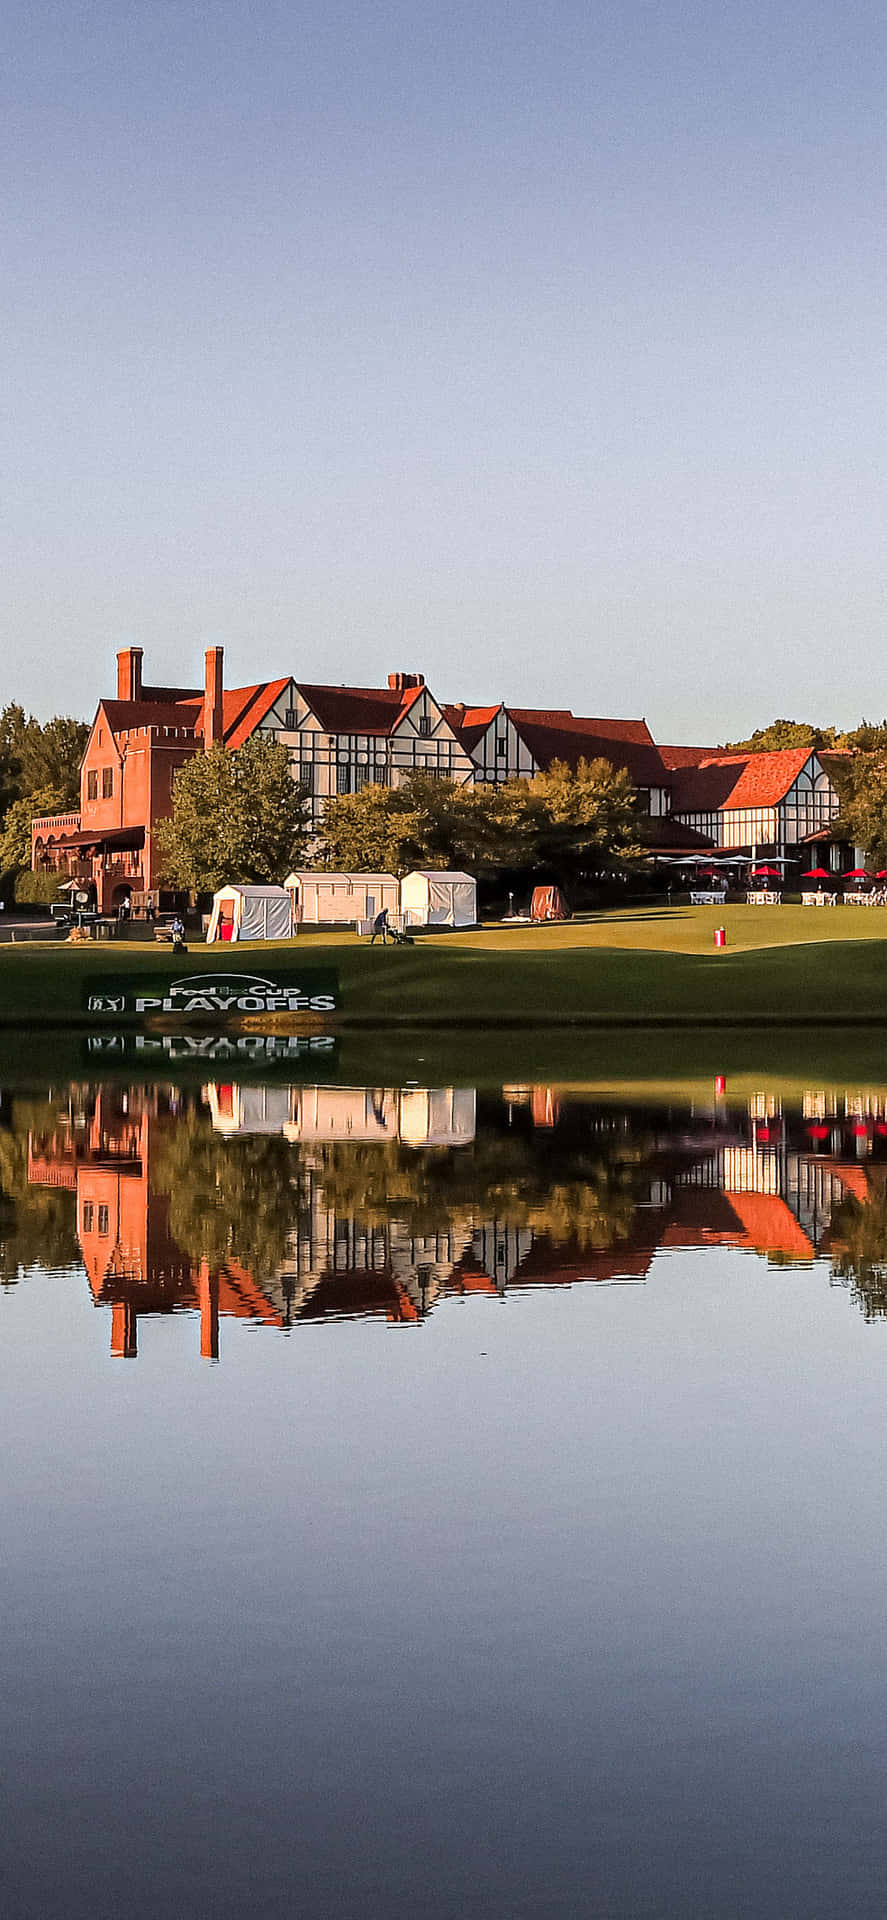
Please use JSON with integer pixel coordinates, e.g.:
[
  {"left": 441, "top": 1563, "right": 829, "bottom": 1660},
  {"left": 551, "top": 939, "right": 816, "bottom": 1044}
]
[
  {"left": 665, "top": 746, "right": 842, "bottom": 858},
  {"left": 252, "top": 672, "right": 476, "bottom": 818},
  {"left": 31, "top": 644, "right": 852, "bottom": 903}
]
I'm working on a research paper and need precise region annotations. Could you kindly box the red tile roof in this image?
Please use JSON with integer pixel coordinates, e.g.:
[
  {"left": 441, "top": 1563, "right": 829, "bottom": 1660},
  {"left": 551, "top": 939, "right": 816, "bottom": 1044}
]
[
  {"left": 102, "top": 682, "right": 292, "bottom": 751},
  {"left": 658, "top": 744, "right": 719, "bottom": 769},
  {"left": 509, "top": 710, "right": 667, "bottom": 785},
  {"left": 296, "top": 681, "right": 425, "bottom": 736},
  {"left": 442, "top": 704, "right": 502, "bottom": 751},
  {"left": 214, "top": 679, "right": 291, "bottom": 748},
  {"left": 671, "top": 747, "right": 815, "bottom": 814}
]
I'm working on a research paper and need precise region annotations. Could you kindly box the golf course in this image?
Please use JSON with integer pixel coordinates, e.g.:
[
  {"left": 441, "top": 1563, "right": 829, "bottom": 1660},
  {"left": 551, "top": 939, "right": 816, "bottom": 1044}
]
[{"left": 1, "top": 903, "right": 887, "bottom": 1027}]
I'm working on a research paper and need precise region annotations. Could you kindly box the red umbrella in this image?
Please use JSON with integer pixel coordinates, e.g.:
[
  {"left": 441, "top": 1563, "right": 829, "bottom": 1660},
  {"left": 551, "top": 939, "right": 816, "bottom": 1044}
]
[
  {"left": 844, "top": 868, "right": 871, "bottom": 880},
  {"left": 802, "top": 868, "right": 832, "bottom": 879},
  {"left": 751, "top": 866, "right": 783, "bottom": 879},
  {"left": 877, "top": 871, "right": 887, "bottom": 879}
]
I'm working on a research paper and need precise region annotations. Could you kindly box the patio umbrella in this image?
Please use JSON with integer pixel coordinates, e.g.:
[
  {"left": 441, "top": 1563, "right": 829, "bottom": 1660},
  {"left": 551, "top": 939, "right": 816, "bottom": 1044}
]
[
  {"left": 751, "top": 866, "right": 783, "bottom": 879},
  {"left": 844, "top": 868, "right": 871, "bottom": 880},
  {"left": 802, "top": 868, "right": 832, "bottom": 880}
]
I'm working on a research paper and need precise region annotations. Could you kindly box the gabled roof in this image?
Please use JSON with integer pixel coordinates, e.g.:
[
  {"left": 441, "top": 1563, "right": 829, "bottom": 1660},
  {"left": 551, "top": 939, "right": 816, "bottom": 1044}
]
[
  {"left": 210, "top": 679, "right": 291, "bottom": 748},
  {"left": 99, "top": 681, "right": 292, "bottom": 751},
  {"left": 508, "top": 709, "right": 668, "bottom": 786},
  {"left": 671, "top": 747, "right": 815, "bottom": 814},
  {"left": 442, "top": 703, "right": 502, "bottom": 751},
  {"left": 296, "top": 681, "right": 426, "bottom": 736}
]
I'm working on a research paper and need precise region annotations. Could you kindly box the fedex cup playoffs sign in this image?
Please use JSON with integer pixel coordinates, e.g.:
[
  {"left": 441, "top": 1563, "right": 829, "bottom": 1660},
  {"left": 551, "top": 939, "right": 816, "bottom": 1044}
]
[{"left": 84, "top": 967, "right": 339, "bottom": 1018}]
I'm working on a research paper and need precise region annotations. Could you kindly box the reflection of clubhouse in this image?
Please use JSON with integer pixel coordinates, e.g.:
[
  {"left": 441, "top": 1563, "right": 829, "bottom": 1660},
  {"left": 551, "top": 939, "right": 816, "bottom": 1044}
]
[{"left": 26, "top": 1085, "right": 885, "bottom": 1361}]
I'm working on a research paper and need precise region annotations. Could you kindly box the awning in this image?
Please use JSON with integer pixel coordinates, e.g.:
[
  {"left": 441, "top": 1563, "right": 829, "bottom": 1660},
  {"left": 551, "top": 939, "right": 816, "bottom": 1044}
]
[{"left": 44, "top": 826, "right": 145, "bottom": 852}]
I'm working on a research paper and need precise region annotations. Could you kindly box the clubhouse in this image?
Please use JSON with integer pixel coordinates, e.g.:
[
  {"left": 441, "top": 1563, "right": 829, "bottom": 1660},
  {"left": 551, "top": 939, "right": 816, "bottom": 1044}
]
[{"left": 31, "top": 646, "right": 847, "bottom": 911}]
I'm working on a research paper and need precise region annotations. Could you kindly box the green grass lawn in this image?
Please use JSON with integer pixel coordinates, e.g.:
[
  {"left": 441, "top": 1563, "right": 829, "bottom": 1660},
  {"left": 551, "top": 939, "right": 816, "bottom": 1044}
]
[{"left": 1, "top": 903, "right": 886, "bottom": 1026}]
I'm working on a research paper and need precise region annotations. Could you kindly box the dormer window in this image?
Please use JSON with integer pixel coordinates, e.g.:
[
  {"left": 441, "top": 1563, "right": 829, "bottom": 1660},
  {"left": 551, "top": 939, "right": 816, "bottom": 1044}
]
[
  {"left": 285, "top": 708, "right": 298, "bottom": 730},
  {"left": 496, "top": 735, "right": 507, "bottom": 756},
  {"left": 418, "top": 715, "right": 431, "bottom": 737}
]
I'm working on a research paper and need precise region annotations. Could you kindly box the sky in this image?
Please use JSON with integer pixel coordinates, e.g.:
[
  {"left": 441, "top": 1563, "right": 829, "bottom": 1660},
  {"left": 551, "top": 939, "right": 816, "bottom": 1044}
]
[{"left": 3, "top": 0, "right": 887, "bottom": 740}]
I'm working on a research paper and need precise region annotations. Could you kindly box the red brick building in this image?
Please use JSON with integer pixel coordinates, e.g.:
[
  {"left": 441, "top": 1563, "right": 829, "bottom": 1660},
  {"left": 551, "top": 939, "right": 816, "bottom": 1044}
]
[{"left": 32, "top": 646, "right": 288, "bottom": 912}]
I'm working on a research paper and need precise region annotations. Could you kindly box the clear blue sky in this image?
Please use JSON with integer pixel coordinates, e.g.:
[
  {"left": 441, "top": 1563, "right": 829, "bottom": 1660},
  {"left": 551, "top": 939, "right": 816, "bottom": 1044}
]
[{"left": 3, "top": 0, "right": 886, "bottom": 739}]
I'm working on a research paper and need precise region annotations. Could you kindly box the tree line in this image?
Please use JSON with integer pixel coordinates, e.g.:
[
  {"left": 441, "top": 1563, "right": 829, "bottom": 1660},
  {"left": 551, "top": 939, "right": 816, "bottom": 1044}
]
[
  {"left": 0, "top": 705, "right": 89, "bottom": 897},
  {"left": 157, "top": 744, "right": 644, "bottom": 895}
]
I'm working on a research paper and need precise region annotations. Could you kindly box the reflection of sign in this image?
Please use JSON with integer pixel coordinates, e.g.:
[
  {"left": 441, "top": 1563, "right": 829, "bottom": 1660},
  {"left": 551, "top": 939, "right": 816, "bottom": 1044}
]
[
  {"left": 84, "top": 967, "right": 339, "bottom": 1017},
  {"left": 86, "top": 1032, "right": 337, "bottom": 1061}
]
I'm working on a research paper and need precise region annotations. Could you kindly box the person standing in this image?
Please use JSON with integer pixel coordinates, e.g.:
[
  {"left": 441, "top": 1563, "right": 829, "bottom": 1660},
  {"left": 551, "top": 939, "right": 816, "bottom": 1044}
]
[{"left": 371, "top": 907, "right": 389, "bottom": 944}]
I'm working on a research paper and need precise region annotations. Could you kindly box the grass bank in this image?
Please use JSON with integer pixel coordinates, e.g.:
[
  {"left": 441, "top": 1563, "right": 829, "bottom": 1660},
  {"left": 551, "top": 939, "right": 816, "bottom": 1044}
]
[{"left": 0, "top": 904, "right": 886, "bottom": 1028}]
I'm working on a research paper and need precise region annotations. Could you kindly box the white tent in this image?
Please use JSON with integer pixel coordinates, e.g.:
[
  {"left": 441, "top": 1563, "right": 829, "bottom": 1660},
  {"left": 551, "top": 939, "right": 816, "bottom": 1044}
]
[
  {"left": 205, "top": 884, "right": 295, "bottom": 944},
  {"left": 284, "top": 871, "right": 399, "bottom": 927},
  {"left": 400, "top": 870, "right": 477, "bottom": 928}
]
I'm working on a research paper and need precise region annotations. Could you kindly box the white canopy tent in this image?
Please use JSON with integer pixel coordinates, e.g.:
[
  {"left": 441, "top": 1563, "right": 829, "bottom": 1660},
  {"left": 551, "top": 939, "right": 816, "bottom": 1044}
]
[
  {"left": 400, "top": 870, "right": 477, "bottom": 928},
  {"left": 285, "top": 871, "right": 399, "bottom": 927},
  {"left": 205, "top": 885, "right": 295, "bottom": 944}
]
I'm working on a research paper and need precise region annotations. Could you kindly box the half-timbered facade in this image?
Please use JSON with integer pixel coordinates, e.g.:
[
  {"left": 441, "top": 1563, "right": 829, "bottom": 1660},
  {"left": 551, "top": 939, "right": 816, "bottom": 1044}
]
[
  {"left": 669, "top": 748, "right": 841, "bottom": 852},
  {"left": 253, "top": 673, "right": 475, "bottom": 822}
]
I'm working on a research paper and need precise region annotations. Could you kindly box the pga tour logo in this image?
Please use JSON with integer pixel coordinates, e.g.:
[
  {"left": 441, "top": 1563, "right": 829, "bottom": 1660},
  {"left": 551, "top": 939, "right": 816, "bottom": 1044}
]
[{"left": 87, "top": 972, "right": 337, "bottom": 1016}]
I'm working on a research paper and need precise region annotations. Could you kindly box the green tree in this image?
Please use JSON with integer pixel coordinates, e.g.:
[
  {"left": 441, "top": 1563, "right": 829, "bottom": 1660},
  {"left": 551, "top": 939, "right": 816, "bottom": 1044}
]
[
  {"left": 155, "top": 736, "right": 310, "bottom": 890},
  {"left": 319, "top": 782, "right": 418, "bottom": 873},
  {"left": 319, "top": 762, "right": 643, "bottom": 888},
  {"left": 722, "top": 719, "right": 834, "bottom": 753},
  {"left": 834, "top": 719, "right": 887, "bottom": 751},
  {"left": 829, "top": 751, "right": 887, "bottom": 866},
  {"left": 0, "top": 705, "right": 87, "bottom": 814},
  {"left": 0, "top": 786, "right": 68, "bottom": 873},
  {"left": 527, "top": 757, "right": 643, "bottom": 882}
]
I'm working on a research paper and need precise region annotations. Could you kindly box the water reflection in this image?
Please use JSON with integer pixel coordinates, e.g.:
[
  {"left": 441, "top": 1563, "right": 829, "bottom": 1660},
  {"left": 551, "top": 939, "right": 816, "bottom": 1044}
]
[{"left": 10, "top": 1076, "right": 887, "bottom": 1353}]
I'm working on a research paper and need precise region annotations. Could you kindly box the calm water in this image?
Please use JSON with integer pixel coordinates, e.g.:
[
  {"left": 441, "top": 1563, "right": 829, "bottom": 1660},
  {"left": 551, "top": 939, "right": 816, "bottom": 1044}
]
[{"left": 4, "top": 1063, "right": 887, "bottom": 1917}]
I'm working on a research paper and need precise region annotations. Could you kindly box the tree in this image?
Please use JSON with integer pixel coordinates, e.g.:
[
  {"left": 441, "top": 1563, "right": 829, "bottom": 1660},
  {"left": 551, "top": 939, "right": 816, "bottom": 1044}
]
[
  {"left": 318, "top": 761, "right": 643, "bottom": 889},
  {"left": 154, "top": 736, "right": 310, "bottom": 891},
  {"left": 722, "top": 719, "right": 833, "bottom": 753},
  {"left": 527, "top": 757, "right": 643, "bottom": 882},
  {"left": 829, "top": 752, "right": 887, "bottom": 867},
  {"left": 319, "top": 782, "right": 418, "bottom": 873},
  {"left": 0, "top": 705, "right": 87, "bottom": 814},
  {"left": 0, "top": 786, "right": 68, "bottom": 873}
]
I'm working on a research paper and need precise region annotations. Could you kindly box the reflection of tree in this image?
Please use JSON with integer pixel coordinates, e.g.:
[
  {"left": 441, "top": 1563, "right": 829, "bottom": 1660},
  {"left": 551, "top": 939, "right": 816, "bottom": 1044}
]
[
  {"left": 830, "top": 1186, "right": 887, "bottom": 1320},
  {"left": 149, "top": 1104, "right": 652, "bottom": 1277},
  {"left": 311, "top": 1129, "right": 649, "bottom": 1250},
  {"left": 0, "top": 1100, "right": 79, "bottom": 1284},
  {"left": 151, "top": 1110, "right": 298, "bottom": 1279}
]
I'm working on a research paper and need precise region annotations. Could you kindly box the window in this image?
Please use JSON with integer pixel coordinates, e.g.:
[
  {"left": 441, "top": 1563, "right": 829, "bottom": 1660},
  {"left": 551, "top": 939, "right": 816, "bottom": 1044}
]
[
  {"left": 285, "top": 707, "right": 298, "bottom": 729},
  {"left": 418, "top": 714, "right": 431, "bottom": 737},
  {"left": 87, "top": 771, "right": 98, "bottom": 801},
  {"left": 337, "top": 762, "right": 352, "bottom": 794},
  {"left": 299, "top": 762, "right": 314, "bottom": 793},
  {"left": 102, "top": 767, "right": 114, "bottom": 799},
  {"left": 97, "top": 1205, "right": 109, "bottom": 1237},
  {"left": 82, "top": 1203, "right": 94, "bottom": 1232},
  {"left": 496, "top": 735, "right": 507, "bottom": 757}
]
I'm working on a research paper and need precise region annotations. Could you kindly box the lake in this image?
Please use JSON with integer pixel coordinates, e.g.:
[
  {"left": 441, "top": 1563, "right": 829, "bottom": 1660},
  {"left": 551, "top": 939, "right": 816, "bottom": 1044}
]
[{"left": 3, "top": 1050, "right": 887, "bottom": 1917}]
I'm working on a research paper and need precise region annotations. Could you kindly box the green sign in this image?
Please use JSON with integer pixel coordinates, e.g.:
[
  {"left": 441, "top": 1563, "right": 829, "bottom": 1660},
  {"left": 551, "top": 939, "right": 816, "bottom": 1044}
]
[{"left": 84, "top": 965, "right": 339, "bottom": 1018}]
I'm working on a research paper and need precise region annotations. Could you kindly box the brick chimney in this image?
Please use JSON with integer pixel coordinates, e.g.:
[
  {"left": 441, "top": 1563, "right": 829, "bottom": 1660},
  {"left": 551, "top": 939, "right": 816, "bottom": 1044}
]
[
  {"left": 388, "top": 672, "right": 425, "bottom": 692},
  {"left": 117, "top": 647, "right": 143, "bottom": 701},
  {"left": 204, "top": 647, "right": 224, "bottom": 750}
]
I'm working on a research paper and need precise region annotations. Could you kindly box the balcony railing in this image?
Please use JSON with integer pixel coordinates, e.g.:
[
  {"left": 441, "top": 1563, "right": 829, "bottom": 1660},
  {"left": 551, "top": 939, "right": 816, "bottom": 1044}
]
[{"left": 31, "top": 810, "right": 81, "bottom": 839}]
